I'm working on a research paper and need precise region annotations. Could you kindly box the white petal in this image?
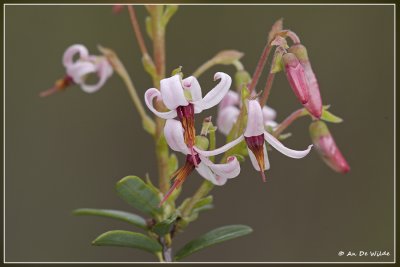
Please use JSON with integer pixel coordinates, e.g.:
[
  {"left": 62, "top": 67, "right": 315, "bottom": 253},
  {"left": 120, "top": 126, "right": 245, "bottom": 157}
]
[
  {"left": 196, "top": 162, "right": 219, "bottom": 185},
  {"left": 262, "top": 105, "right": 277, "bottom": 122},
  {"left": 80, "top": 59, "right": 113, "bottom": 93},
  {"left": 63, "top": 44, "right": 89, "bottom": 68},
  {"left": 144, "top": 88, "right": 177, "bottom": 119},
  {"left": 217, "top": 106, "right": 240, "bottom": 136},
  {"left": 244, "top": 100, "right": 265, "bottom": 137},
  {"left": 66, "top": 61, "right": 96, "bottom": 84},
  {"left": 160, "top": 75, "right": 188, "bottom": 110},
  {"left": 218, "top": 90, "right": 240, "bottom": 111},
  {"left": 202, "top": 155, "right": 241, "bottom": 180},
  {"left": 264, "top": 131, "right": 313, "bottom": 158},
  {"left": 247, "top": 145, "right": 270, "bottom": 171},
  {"left": 164, "top": 119, "right": 190, "bottom": 154},
  {"left": 193, "top": 72, "right": 232, "bottom": 111},
  {"left": 194, "top": 135, "right": 244, "bottom": 157},
  {"left": 182, "top": 76, "right": 202, "bottom": 102}
]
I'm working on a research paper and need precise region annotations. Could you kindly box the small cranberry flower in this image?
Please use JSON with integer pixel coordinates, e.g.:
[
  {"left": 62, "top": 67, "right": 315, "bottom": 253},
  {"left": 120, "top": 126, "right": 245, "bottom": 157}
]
[
  {"left": 40, "top": 44, "right": 113, "bottom": 97},
  {"left": 309, "top": 121, "right": 350, "bottom": 174},
  {"left": 200, "top": 100, "right": 313, "bottom": 182},
  {"left": 144, "top": 72, "right": 232, "bottom": 164},
  {"left": 160, "top": 119, "right": 241, "bottom": 205},
  {"left": 216, "top": 91, "right": 277, "bottom": 135},
  {"left": 289, "top": 44, "right": 323, "bottom": 118},
  {"left": 282, "top": 52, "right": 309, "bottom": 105}
]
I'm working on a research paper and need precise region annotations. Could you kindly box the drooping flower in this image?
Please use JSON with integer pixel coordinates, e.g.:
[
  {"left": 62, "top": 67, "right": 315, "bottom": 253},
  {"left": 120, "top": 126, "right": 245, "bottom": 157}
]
[
  {"left": 289, "top": 44, "right": 323, "bottom": 118},
  {"left": 309, "top": 121, "right": 350, "bottom": 173},
  {"left": 40, "top": 44, "right": 113, "bottom": 97},
  {"left": 200, "top": 100, "right": 313, "bottom": 182},
  {"left": 216, "top": 91, "right": 277, "bottom": 135},
  {"left": 159, "top": 119, "right": 241, "bottom": 205},
  {"left": 144, "top": 72, "right": 232, "bottom": 165}
]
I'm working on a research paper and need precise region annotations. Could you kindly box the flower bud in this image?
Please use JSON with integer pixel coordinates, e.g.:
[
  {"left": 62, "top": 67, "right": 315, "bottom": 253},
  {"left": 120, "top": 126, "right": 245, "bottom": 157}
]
[
  {"left": 282, "top": 53, "right": 309, "bottom": 104},
  {"left": 289, "top": 44, "right": 322, "bottom": 118},
  {"left": 309, "top": 121, "right": 350, "bottom": 174}
]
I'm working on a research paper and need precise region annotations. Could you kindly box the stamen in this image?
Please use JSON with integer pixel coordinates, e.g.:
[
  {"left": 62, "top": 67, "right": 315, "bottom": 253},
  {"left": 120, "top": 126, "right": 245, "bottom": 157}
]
[
  {"left": 177, "top": 104, "right": 198, "bottom": 166},
  {"left": 39, "top": 75, "right": 74, "bottom": 97},
  {"left": 159, "top": 154, "right": 201, "bottom": 206},
  {"left": 245, "top": 134, "right": 267, "bottom": 182}
]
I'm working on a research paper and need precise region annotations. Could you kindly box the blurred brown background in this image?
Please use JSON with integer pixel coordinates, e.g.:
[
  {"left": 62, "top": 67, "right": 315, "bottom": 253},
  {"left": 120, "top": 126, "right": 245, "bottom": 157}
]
[{"left": 4, "top": 5, "right": 394, "bottom": 262}]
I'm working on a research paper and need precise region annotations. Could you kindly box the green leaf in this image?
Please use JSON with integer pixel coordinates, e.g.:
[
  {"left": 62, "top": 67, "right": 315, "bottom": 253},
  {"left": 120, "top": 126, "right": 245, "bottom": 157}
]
[
  {"left": 174, "top": 225, "right": 253, "bottom": 261},
  {"left": 116, "top": 176, "right": 162, "bottom": 217},
  {"left": 92, "top": 230, "right": 162, "bottom": 254},
  {"left": 320, "top": 109, "right": 343, "bottom": 123},
  {"left": 73, "top": 208, "right": 147, "bottom": 229},
  {"left": 192, "top": 195, "right": 213, "bottom": 210},
  {"left": 152, "top": 214, "right": 178, "bottom": 236}
]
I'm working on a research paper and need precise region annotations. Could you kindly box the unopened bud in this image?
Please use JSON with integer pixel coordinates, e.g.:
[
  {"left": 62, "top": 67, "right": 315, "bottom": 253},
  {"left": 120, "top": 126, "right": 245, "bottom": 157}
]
[
  {"left": 282, "top": 53, "right": 309, "bottom": 104},
  {"left": 195, "top": 136, "right": 209, "bottom": 150},
  {"left": 309, "top": 121, "right": 350, "bottom": 174},
  {"left": 289, "top": 44, "right": 322, "bottom": 118},
  {"left": 234, "top": 70, "right": 251, "bottom": 91},
  {"left": 211, "top": 50, "right": 244, "bottom": 66}
]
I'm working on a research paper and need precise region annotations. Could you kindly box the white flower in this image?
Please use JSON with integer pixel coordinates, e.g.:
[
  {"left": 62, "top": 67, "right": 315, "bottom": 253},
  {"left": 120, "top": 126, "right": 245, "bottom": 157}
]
[{"left": 63, "top": 44, "right": 113, "bottom": 93}]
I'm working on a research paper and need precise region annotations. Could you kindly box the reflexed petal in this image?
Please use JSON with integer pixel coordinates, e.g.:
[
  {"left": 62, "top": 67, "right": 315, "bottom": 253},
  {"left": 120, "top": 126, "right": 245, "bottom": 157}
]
[
  {"left": 80, "top": 59, "right": 113, "bottom": 93},
  {"left": 66, "top": 62, "right": 96, "bottom": 84},
  {"left": 182, "top": 76, "right": 202, "bottom": 102},
  {"left": 264, "top": 131, "right": 313, "bottom": 158},
  {"left": 194, "top": 135, "right": 244, "bottom": 157},
  {"left": 219, "top": 90, "right": 240, "bottom": 111},
  {"left": 193, "top": 72, "right": 232, "bottom": 111},
  {"left": 262, "top": 105, "right": 277, "bottom": 122},
  {"left": 63, "top": 44, "right": 89, "bottom": 68},
  {"left": 160, "top": 75, "right": 188, "bottom": 110},
  {"left": 196, "top": 162, "right": 220, "bottom": 185},
  {"left": 164, "top": 119, "right": 190, "bottom": 154},
  {"left": 144, "top": 88, "right": 177, "bottom": 119},
  {"left": 202, "top": 155, "right": 241, "bottom": 179},
  {"left": 217, "top": 106, "right": 240, "bottom": 135},
  {"left": 247, "top": 145, "right": 270, "bottom": 171},
  {"left": 244, "top": 100, "right": 265, "bottom": 137}
]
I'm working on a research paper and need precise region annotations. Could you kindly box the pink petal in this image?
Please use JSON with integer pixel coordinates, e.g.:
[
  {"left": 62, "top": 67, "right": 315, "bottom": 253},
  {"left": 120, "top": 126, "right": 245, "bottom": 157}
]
[
  {"left": 264, "top": 131, "right": 313, "bottom": 158},
  {"left": 283, "top": 53, "right": 310, "bottom": 104},
  {"left": 192, "top": 72, "right": 232, "bottom": 111},
  {"left": 194, "top": 135, "right": 244, "bottom": 157},
  {"left": 217, "top": 106, "right": 240, "bottom": 136},
  {"left": 62, "top": 44, "right": 89, "bottom": 68},
  {"left": 244, "top": 100, "right": 265, "bottom": 137},
  {"left": 164, "top": 119, "right": 190, "bottom": 154},
  {"left": 66, "top": 61, "right": 96, "bottom": 84},
  {"left": 197, "top": 155, "right": 240, "bottom": 186},
  {"left": 80, "top": 59, "right": 113, "bottom": 93},
  {"left": 303, "top": 63, "right": 323, "bottom": 119},
  {"left": 160, "top": 75, "right": 188, "bottom": 110},
  {"left": 196, "top": 162, "right": 220, "bottom": 185},
  {"left": 262, "top": 105, "right": 277, "bottom": 122},
  {"left": 182, "top": 76, "right": 203, "bottom": 102},
  {"left": 144, "top": 88, "right": 178, "bottom": 119},
  {"left": 218, "top": 90, "right": 240, "bottom": 111}
]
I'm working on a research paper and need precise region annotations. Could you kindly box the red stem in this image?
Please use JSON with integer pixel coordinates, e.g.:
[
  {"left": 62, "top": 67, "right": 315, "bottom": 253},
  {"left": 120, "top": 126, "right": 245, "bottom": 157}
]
[
  {"left": 248, "top": 43, "right": 272, "bottom": 93},
  {"left": 128, "top": 5, "right": 149, "bottom": 56}
]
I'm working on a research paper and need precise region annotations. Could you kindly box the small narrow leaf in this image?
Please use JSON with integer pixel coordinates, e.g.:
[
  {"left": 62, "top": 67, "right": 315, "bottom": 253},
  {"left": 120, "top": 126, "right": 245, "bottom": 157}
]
[
  {"left": 320, "top": 109, "right": 343, "bottom": 123},
  {"left": 116, "top": 176, "right": 162, "bottom": 216},
  {"left": 152, "top": 214, "right": 178, "bottom": 236},
  {"left": 174, "top": 225, "right": 253, "bottom": 261},
  {"left": 92, "top": 230, "right": 162, "bottom": 254},
  {"left": 73, "top": 208, "right": 147, "bottom": 229}
]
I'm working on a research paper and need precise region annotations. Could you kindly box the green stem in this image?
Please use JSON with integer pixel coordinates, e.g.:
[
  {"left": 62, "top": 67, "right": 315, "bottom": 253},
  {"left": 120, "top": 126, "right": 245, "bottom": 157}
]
[{"left": 181, "top": 180, "right": 214, "bottom": 218}]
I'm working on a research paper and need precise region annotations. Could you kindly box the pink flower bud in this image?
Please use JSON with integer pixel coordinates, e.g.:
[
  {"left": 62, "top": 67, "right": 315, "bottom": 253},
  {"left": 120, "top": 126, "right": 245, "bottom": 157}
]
[
  {"left": 282, "top": 53, "right": 309, "bottom": 105},
  {"left": 289, "top": 44, "right": 322, "bottom": 118},
  {"left": 309, "top": 121, "right": 350, "bottom": 174}
]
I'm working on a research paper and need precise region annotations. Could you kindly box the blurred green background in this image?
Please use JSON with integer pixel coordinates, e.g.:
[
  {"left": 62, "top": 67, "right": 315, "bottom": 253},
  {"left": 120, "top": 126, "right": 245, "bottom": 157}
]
[{"left": 5, "top": 5, "right": 394, "bottom": 262}]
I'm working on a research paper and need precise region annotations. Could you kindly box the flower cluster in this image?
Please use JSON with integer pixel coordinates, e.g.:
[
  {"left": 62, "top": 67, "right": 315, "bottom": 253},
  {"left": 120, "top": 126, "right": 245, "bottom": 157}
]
[{"left": 144, "top": 72, "right": 313, "bottom": 204}]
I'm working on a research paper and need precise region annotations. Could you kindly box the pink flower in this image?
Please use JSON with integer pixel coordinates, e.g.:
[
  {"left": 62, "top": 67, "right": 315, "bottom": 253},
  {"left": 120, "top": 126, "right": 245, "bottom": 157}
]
[
  {"left": 144, "top": 72, "right": 232, "bottom": 165},
  {"left": 309, "top": 121, "right": 350, "bottom": 173},
  {"left": 40, "top": 44, "right": 113, "bottom": 97},
  {"left": 200, "top": 100, "right": 312, "bottom": 182},
  {"left": 216, "top": 91, "right": 277, "bottom": 135},
  {"left": 160, "top": 119, "right": 241, "bottom": 205},
  {"left": 282, "top": 52, "right": 310, "bottom": 105}
]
